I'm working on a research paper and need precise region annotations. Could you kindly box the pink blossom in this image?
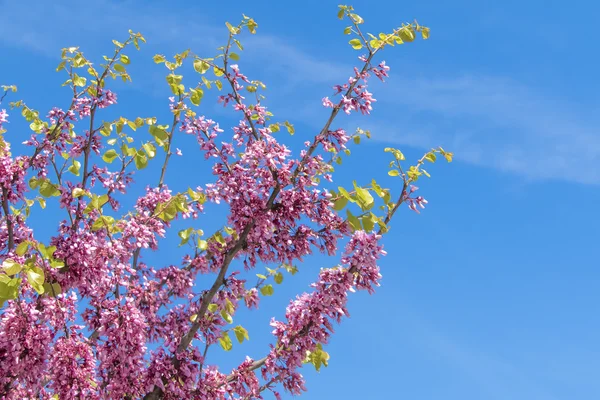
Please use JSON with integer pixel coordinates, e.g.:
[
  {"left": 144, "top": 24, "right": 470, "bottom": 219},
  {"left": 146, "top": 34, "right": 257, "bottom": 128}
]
[{"left": 49, "top": 334, "right": 99, "bottom": 399}]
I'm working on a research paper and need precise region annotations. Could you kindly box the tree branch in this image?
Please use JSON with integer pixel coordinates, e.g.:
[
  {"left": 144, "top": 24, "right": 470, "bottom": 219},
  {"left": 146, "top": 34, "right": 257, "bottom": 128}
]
[
  {"left": 1, "top": 187, "right": 14, "bottom": 252},
  {"left": 144, "top": 26, "right": 382, "bottom": 400}
]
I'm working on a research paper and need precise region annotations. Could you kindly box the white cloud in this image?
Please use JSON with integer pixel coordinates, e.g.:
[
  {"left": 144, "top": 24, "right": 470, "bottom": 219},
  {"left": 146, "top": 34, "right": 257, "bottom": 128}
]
[{"left": 361, "top": 75, "right": 600, "bottom": 184}]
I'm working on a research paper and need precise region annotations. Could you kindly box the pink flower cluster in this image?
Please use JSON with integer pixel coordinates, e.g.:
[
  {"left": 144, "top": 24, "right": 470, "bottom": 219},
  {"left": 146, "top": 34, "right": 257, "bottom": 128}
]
[
  {"left": 0, "top": 109, "right": 8, "bottom": 130},
  {"left": 96, "top": 299, "right": 147, "bottom": 398},
  {"left": 0, "top": 143, "right": 28, "bottom": 203},
  {"left": 405, "top": 185, "right": 429, "bottom": 214},
  {"left": 49, "top": 334, "right": 99, "bottom": 399},
  {"left": 257, "top": 231, "right": 386, "bottom": 395},
  {"left": 322, "top": 57, "right": 388, "bottom": 115}
]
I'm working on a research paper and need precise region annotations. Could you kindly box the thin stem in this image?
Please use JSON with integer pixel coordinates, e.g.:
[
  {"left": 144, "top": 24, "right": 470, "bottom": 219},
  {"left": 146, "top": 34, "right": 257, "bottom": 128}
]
[
  {"left": 50, "top": 158, "right": 74, "bottom": 225},
  {"left": 1, "top": 187, "right": 14, "bottom": 252},
  {"left": 71, "top": 41, "right": 130, "bottom": 230},
  {"left": 158, "top": 104, "right": 180, "bottom": 189},
  {"left": 197, "top": 342, "right": 210, "bottom": 379}
]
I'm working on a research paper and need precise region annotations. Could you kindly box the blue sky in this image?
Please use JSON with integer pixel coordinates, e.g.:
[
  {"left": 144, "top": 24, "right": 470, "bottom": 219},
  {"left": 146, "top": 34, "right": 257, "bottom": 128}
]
[{"left": 1, "top": 0, "right": 599, "bottom": 399}]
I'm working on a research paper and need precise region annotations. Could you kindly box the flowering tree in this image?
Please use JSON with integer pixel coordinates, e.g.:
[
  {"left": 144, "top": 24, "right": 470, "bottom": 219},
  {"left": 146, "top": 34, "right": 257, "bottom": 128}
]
[{"left": 0, "top": 5, "right": 451, "bottom": 399}]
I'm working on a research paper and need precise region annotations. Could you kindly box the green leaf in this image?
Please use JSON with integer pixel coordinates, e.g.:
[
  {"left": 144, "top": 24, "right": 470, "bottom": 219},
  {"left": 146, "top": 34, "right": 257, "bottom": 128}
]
[
  {"left": 229, "top": 52, "right": 240, "bottom": 61},
  {"left": 346, "top": 210, "right": 362, "bottom": 232},
  {"left": 353, "top": 182, "right": 374, "bottom": 210},
  {"left": 120, "top": 54, "right": 130, "bottom": 65},
  {"left": 306, "top": 343, "right": 330, "bottom": 372},
  {"left": 157, "top": 202, "right": 177, "bottom": 222},
  {"left": 2, "top": 259, "right": 22, "bottom": 276},
  {"left": 26, "top": 266, "right": 45, "bottom": 294},
  {"left": 245, "top": 17, "right": 257, "bottom": 33},
  {"left": 198, "top": 239, "right": 208, "bottom": 251},
  {"left": 399, "top": 28, "right": 416, "bottom": 42},
  {"left": 193, "top": 59, "right": 210, "bottom": 74},
  {"left": 39, "top": 180, "right": 61, "bottom": 198},
  {"left": 225, "top": 21, "right": 239, "bottom": 35},
  {"left": 134, "top": 151, "right": 148, "bottom": 170},
  {"left": 43, "top": 282, "right": 62, "bottom": 297},
  {"left": 260, "top": 284, "right": 274, "bottom": 296},
  {"left": 149, "top": 125, "right": 168, "bottom": 144},
  {"left": 338, "top": 187, "right": 352, "bottom": 201},
  {"left": 166, "top": 73, "right": 183, "bottom": 86},
  {"left": 86, "top": 194, "right": 109, "bottom": 212},
  {"left": 442, "top": 150, "right": 453, "bottom": 162},
  {"left": 29, "top": 177, "right": 40, "bottom": 189},
  {"left": 376, "top": 217, "right": 389, "bottom": 233},
  {"left": 371, "top": 180, "right": 385, "bottom": 197},
  {"left": 0, "top": 279, "right": 19, "bottom": 302},
  {"left": 219, "top": 332, "right": 233, "bottom": 351},
  {"left": 126, "top": 120, "right": 137, "bottom": 131},
  {"left": 92, "top": 215, "right": 115, "bottom": 231},
  {"left": 284, "top": 121, "right": 295, "bottom": 135},
  {"left": 68, "top": 160, "right": 81, "bottom": 176},
  {"left": 153, "top": 54, "right": 166, "bottom": 64},
  {"left": 274, "top": 272, "right": 284, "bottom": 284},
  {"left": 178, "top": 227, "right": 194, "bottom": 246},
  {"left": 256, "top": 273, "right": 267, "bottom": 280},
  {"left": 114, "top": 64, "right": 126, "bottom": 73},
  {"left": 15, "top": 241, "right": 30, "bottom": 256},
  {"left": 99, "top": 123, "right": 113, "bottom": 137},
  {"left": 233, "top": 325, "right": 249, "bottom": 343},
  {"left": 425, "top": 152, "right": 436, "bottom": 163},
  {"left": 344, "top": 26, "right": 352, "bottom": 35},
  {"left": 233, "top": 38, "right": 244, "bottom": 50},
  {"left": 102, "top": 149, "right": 118, "bottom": 163},
  {"left": 29, "top": 119, "right": 44, "bottom": 133},
  {"left": 407, "top": 166, "right": 422, "bottom": 181},
  {"left": 361, "top": 212, "right": 376, "bottom": 232},
  {"left": 220, "top": 309, "right": 233, "bottom": 324},
  {"left": 383, "top": 190, "right": 391, "bottom": 205},
  {"left": 72, "top": 188, "right": 86, "bottom": 198},
  {"left": 72, "top": 74, "right": 87, "bottom": 87},
  {"left": 187, "top": 187, "right": 202, "bottom": 202},
  {"left": 190, "top": 88, "right": 204, "bottom": 106},
  {"left": 207, "top": 303, "right": 218, "bottom": 313},
  {"left": 370, "top": 39, "right": 382, "bottom": 49},
  {"left": 225, "top": 298, "right": 235, "bottom": 314},
  {"left": 201, "top": 76, "right": 212, "bottom": 89},
  {"left": 213, "top": 231, "right": 226, "bottom": 245},
  {"left": 333, "top": 196, "right": 348, "bottom": 211},
  {"left": 349, "top": 13, "right": 364, "bottom": 24},
  {"left": 142, "top": 142, "right": 156, "bottom": 159},
  {"left": 388, "top": 170, "right": 400, "bottom": 177},
  {"left": 384, "top": 147, "right": 405, "bottom": 161},
  {"left": 349, "top": 38, "right": 363, "bottom": 50},
  {"left": 121, "top": 144, "right": 136, "bottom": 157}
]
